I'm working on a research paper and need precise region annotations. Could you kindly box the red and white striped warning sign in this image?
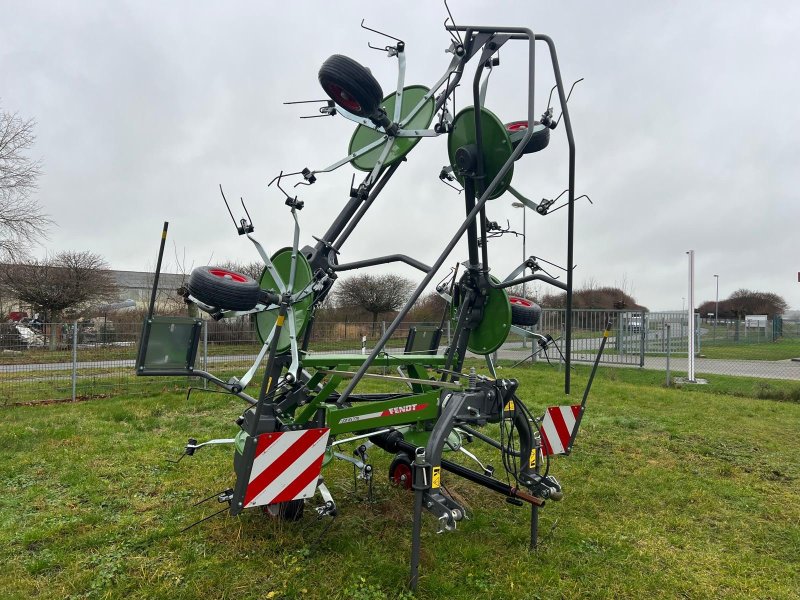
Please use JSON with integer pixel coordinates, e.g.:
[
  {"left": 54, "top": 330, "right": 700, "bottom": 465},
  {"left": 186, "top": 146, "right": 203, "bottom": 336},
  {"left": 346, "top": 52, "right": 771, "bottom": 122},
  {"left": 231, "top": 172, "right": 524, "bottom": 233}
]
[
  {"left": 243, "top": 428, "right": 330, "bottom": 509},
  {"left": 540, "top": 405, "right": 581, "bottom": 456}
]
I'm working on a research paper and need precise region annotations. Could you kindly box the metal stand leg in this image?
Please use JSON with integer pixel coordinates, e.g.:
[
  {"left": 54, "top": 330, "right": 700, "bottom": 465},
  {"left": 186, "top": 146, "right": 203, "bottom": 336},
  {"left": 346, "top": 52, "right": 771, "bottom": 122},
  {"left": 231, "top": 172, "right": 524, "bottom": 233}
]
[
  {"left": 410, "top": 488, "right": 424, "bottom": 590},
  {"left": 530, "top": 504, "right": 539, "bottom": 550}
]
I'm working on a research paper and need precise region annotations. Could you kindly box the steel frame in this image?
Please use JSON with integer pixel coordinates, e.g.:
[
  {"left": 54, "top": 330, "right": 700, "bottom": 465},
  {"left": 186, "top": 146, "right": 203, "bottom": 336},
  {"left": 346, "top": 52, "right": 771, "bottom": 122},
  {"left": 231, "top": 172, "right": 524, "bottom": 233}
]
[{"left": 136, "top": 20, "right": 587, "bottom": 591}]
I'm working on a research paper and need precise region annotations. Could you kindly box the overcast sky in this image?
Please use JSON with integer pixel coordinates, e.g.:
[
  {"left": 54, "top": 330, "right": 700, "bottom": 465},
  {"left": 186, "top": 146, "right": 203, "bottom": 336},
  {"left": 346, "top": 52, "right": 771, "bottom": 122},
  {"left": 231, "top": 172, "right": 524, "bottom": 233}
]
[{"left": 3, "top": 0, "right": 798, "bottom": 311}]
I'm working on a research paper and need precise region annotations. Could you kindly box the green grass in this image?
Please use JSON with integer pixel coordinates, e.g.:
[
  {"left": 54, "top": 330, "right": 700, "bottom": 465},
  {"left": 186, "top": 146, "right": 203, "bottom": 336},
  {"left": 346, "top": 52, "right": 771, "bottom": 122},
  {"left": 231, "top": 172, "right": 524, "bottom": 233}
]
[
  {"left": 1, "top": 365, "right": 799, "bottom": 598},
  {"left": 698, "top": 338, "right": 800, "bottom": 361}
]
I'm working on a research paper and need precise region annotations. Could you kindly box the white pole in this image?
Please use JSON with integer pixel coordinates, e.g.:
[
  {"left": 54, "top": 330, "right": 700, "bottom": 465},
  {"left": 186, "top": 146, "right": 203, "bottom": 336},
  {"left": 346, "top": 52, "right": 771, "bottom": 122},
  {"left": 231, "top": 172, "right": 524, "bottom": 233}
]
[
  {"left": 522, "top": 206, "right": 527, "bottom": 298},
  {"left": 688, "top": 251, "right": 695, "bottom": 380},
  {"left": 71, "top": 320, "right": 78, "bottom": 401},
  {"left": 512, "top": 202, "right": 528, "bottom": 349}
]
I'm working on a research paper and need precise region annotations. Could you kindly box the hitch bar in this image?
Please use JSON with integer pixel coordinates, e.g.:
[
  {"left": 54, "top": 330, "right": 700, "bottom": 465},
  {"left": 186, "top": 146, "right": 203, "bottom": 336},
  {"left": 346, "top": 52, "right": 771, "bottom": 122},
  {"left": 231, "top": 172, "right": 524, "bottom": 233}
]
[
  {"left": 440, "top": 457, "right": 544, "bottom": 507},
  {"left": 374, "top": 433, "right": 544, "bottom": 507}
]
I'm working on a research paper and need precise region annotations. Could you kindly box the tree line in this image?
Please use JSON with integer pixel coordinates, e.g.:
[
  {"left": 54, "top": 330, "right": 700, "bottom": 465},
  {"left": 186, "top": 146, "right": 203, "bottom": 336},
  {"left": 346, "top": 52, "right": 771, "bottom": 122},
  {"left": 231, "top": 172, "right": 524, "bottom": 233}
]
[
  {"left": 2, "top": 102, "right": 788, "bottom": 344},
  {"left": 697, "top": 289, "right": 787, "bottom": 319}
]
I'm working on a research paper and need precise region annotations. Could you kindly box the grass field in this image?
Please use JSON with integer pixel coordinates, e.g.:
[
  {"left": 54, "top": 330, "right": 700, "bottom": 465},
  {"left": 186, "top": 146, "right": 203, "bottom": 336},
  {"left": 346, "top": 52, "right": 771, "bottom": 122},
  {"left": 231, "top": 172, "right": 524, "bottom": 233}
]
[
  {"left": 698, "top": 338, "right": 800, "bottom": 361},
  {"left": 0, "top": 364, "right": 799, "bottom": 599}
]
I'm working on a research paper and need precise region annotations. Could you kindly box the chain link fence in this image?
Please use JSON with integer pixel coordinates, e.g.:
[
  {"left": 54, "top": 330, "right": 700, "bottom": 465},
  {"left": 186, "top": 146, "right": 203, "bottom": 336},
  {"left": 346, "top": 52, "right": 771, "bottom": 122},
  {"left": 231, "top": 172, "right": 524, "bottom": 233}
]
[
  {"left": 2, "top": 312, "right": 798, "bottom": 404},
  {"left": 487, "top": 310, "right": 800, "bottom": 381},
  {"left": 0, "top": 318, "right": 446, "bottom": 405}
]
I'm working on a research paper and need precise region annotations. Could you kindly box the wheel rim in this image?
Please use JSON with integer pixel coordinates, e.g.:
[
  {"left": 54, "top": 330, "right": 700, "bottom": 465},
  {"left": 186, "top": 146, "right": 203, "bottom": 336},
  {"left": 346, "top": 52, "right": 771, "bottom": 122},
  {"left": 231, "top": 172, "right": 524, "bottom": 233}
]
[
  {"left": 325, "top": 83, "right": 362, "bottom": 113},
  {"left": 510, "top": 296, "right": 533, "bottom": 307},
  {"left": 208, "top": 268, "right": 248, "bottom": 283},
  {"left": 392, "top": 463, "right": 412, "bottom": 490},
  {"left": 506, "top": 120, "right": 529, "bottom": 131}
]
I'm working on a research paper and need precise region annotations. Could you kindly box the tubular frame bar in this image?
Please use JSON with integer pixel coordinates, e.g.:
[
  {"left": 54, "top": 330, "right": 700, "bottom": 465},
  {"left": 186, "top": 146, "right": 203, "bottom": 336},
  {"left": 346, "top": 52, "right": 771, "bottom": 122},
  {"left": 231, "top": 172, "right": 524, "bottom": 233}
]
[
  {"left": 495, "top": 272, "right": 567, "bottom": 292},
  {"left": 142, "top": 369, "right": 258, "bottom": 405},
  {"left": 330, "top": 254, "right": 431, "bottom": 274},
  {"left": 448, "top": 28, "right": 576, "bottom": 393},
  {"left": 332, "top": 161, "right": 401, "bottom": 251},
  {"left": 337, "top": 27, "right": 539, "bottom": 404}
]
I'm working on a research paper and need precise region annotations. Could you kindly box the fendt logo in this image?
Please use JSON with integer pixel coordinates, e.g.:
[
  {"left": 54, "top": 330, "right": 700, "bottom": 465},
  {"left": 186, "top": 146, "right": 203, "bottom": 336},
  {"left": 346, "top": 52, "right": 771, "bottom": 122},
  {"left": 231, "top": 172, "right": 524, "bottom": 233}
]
[
  {"left": 387, "top": 403, "right": 421, "bottom": 415},
  {"left": 338, "top": 403, "right": 429, "bottom": 425}
]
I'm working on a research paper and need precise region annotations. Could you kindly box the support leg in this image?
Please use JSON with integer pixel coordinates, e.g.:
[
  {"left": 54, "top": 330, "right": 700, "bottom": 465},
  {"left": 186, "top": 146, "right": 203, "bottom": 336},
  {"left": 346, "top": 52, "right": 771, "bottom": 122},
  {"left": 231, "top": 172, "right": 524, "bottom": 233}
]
[{"left": 410, "top": 488, "right": 424, "bottom": 591}]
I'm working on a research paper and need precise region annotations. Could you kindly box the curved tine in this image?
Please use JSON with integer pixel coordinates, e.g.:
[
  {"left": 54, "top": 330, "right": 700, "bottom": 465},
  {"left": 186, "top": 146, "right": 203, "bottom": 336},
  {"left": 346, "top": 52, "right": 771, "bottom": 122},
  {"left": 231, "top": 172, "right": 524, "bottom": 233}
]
[
  {"left": 283, "top": 99, "right": 330, "bottom": 105},
  {"left": 553, "top": 188, "right": 569, "bottom": 202},
  {"left": 240, "top": 198, "right": 253, "bottom": 225},
  {"left": 360, "top": 18, "right": 404, "bottom": 44},
  {"left": 443, "top": 17, "right": 460, "bottom": 45},
  {"left": 219, "top": 184, "right": 239, "bottom": 231},
  {"left": 267, "top": 170, "right": 304, "bottom": 187},
  {"left": 555, "top": 78, "right": 584, "bottom": 126},
  {"left": 531, "top": 255, "right": 569, "bottom": 272},
  {"left": 440, "top": 178, "right": 463, "bottom": 193},
  {"left": 538, "top": 264, "right": 560, "bottom": 280},
  {"left": 546, "top": 83, "right": 557, "bottom": 110},
  {"left": 565, "top": 78, "right": 585, "bottom": 102},
  {"left": 547, "top": 194, "right": 593, "bottom": 215},
  {"left": 443, "top": 0, "right": 462, "bottom": 44},
  {"left": 271, "top": 171, "right": 297, "bottom": 201},
  {"left": 367, "top": 42, "right": 390, "bottom": 52}
]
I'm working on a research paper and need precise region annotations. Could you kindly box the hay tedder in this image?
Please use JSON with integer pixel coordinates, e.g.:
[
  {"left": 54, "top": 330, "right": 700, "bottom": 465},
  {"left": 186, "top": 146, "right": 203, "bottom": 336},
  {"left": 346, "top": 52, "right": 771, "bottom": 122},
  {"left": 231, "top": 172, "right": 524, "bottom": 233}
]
[{"left": 136, "top": 14, "right": 606, "bottom": 588}]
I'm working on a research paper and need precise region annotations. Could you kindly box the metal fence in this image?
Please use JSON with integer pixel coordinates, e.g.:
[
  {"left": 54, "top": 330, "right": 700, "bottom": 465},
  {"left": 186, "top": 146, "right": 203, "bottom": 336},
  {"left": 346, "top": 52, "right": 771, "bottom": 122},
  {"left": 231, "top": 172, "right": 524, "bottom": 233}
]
[
  {"left": 0, "top": 319, "right": 445, "bottom": 405},
  {"left": 503, "top": 309, "right": 647, "bottom": 366},
  {"left": 491, "top": 309, "right": 800, "bottom": 381},
  {"left": 2, "top": 312, "right": 799, "bottom": 404}
]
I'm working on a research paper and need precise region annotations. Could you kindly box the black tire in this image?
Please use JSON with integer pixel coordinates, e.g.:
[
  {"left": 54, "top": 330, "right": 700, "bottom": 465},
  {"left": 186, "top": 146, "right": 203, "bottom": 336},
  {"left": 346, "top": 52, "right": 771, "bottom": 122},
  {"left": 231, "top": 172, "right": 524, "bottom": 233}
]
[
  {"left": 388, "top": 453, "right": 413, "bottom": 490},
  {"left": 509, "top": 296, "right": 542, "bottom": 326},
  {"left": 263, "top": 499, "right": 305, "bottom": 521},
  {"left": 319, "top": 54, "right": 384, "bottom": 119},
  {"left": 187, "top": 266, "right": 260, "bottom": 311},
  {"left": 506, "top": 121, "right": 550, "bottom": 156}
]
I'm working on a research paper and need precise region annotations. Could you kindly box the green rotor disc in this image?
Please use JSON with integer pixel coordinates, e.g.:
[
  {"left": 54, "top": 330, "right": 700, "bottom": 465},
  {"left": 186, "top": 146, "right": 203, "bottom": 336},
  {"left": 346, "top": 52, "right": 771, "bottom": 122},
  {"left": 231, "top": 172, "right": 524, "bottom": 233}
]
[
  {"left": 447, "top": 106, "right": 514, "bottom": 200},
  {"left": 255, "top": 248, "right": 313, "bottom": 353},
  {"left": 349, "top": 85, "right": 435, "bottom": 172},
  {"left": 451, "top": 275, "right": 512, "bottom": 355}
]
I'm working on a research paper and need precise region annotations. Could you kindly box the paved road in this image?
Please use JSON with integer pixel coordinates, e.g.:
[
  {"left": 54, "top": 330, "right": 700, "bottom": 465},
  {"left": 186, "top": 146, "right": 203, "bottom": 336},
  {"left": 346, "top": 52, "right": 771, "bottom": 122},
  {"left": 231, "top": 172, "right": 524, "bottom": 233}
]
[{"left": 495, "top": 343, "right": 800, "bottom": 381}]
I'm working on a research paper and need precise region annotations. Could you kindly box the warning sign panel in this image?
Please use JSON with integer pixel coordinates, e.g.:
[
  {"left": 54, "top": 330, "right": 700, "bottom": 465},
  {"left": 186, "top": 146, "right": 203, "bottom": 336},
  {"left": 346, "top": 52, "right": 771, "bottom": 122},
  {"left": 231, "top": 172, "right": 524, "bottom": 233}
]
[{"left": 431, "top": 466, "right": 441, "bottom": 488}]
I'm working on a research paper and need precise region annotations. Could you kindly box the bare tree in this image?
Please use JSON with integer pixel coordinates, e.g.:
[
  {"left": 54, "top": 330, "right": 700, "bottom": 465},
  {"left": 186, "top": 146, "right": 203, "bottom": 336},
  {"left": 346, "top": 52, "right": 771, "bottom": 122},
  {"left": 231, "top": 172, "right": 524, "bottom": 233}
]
[
  {"left": 215, "top": 260, "right": 265, "bottom": 282},
  {"left": 505, "top": 283, "right": 539, "bottom": 302},
  {"left": 407, "top": 291, "right": 448, "bottom": 323},
  {"left": 1, "top": 251, "right": 118, "bottom": 347},
  {"left": 335, "top": 273, "right": 414, "bottom": 333},
  {"left": 711, "top": 289, "right": 788, "bottom": 319},
  {"left": 0, "top": 106, "right": 51, "bottom": 259}
]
